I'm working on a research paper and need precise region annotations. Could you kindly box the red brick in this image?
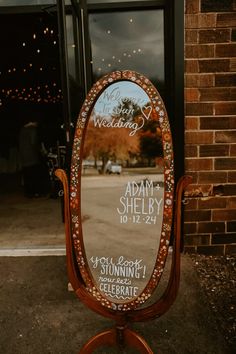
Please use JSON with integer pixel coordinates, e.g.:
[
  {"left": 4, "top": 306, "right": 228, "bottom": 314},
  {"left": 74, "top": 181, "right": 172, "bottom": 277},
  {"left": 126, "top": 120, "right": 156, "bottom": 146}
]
[
  {"left": 198, "top": 171, "right": 227, "bottom": 183},
  {"left": 185, "top": 44, "right": 214, "bottom": 58},
  {"left": 184, "top": 234, "right": 210, "bottom": 245},
  {"left": 185, "top": 14, "right": 199, "bottom": 29},
  {"left": 185, "top": 131, "right": 213, "bottom": 144},
  {"left": 212, "top": 233, "right": 236, "bottom": 244},
  {"left": 199, "top": 88, "right": 236, "bottom": 102},
  {"left": 200, "top": 145, "right": 229, "bottom": 157},
  {"left": 215, "top": 131, "right": 236, "bottom": 143},
  {"left": 201, "top": 0, "right": 235, "bottom": 13},
  {"left": 230, "top": 144, "right": 236, "bottom": 156},
  {"left": 199, "top": 13, "right": 216, "bottom": 28},
  {"left": 215, "top": 74, "right": 236, "bottom": 87},
  {"left": 228, "top": 171, "right": 236, "bottom": 182},
  {"left": 183, "top": 198, "right": 198, "bottom": 210},
  {"left": 184, "top": 246, "right": 197, "bottom": 253},
  {"left": 227, "top": 220, "right": 236, "bottom": 232},
  {"left": 217, "top": 13, "right": 236, "bottom": 27},
  {"left": 199, "top": 29, "right": 231, "bottom": 44},
  {"left": 212, "top": 209, "right": 236, "bottom": 221},
  {"left": 186, "top": 158, "right": 213, "bottom": 171},
  {"left": 230, "top": 58, "right": 236, "bottom": 71},
  {"left": 215, "top": 44, "right": 236, "bottom": 58},
  {"left": 185, "top": 89, "right": 200, "bottom": 102},
  {"left": 185, "top": 145, "right": 198, "bottom": 157},
  {"left": 200, "top": 116, "right": 236, "bottom": 130},
  {"left": 225, "top": 244, "right": 236, "bottom": 254},
  {"left": 215, "top": 158, "right": 236, "bottom": 170},
  {"left": 184, "top": 222, "right": 197, "bottom": 234},
  {"left": 185, "top": 102, "right": 213, "bottom": 115},
  {"left": 199, "top": 59, "right": 230, "bottom": 73},
  {"left": 198, "top": 221, "right": 225, "bottom": 233},
  {"left": 185, "top": 30, "right": 198, "bottom": 44},
  {"left": 197, "top": 245, "right": 225, "bottom": 255},
  {"left": 185, "top": 60, "right": 199, "bottom": 73},
  {"left": 227, "top": 196, "right": 236, "bottom": 208},
  {"left": 185, "top": 0, "right": 200, "bottom": 14},
  {"left": 184, "top": 209, "right": 211, "bottom": 221},
  {"left": 185, "top": 116, "right": 199, "bottom": 130},
  {"left": 185, "top": 74, "right": 214, "bottom": 87},
  {"left": 198, "top": 197, "right": 227, "bottom": 209},
  {"left": 215, "top": 102, "right": 236, "bottom": 115}
]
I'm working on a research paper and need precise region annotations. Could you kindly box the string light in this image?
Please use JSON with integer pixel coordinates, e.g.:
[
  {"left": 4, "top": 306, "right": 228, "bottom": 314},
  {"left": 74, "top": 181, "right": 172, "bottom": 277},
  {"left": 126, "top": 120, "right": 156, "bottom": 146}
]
[{"left": 0, "top": 19, "right": 81, "bottom": 108}]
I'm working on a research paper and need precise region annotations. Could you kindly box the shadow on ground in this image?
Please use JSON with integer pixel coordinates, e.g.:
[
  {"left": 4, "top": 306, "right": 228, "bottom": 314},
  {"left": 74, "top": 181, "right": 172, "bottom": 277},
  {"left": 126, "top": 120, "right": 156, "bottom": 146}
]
[{"left": 0, "top": 255, "right": 232, "bottom": 354}]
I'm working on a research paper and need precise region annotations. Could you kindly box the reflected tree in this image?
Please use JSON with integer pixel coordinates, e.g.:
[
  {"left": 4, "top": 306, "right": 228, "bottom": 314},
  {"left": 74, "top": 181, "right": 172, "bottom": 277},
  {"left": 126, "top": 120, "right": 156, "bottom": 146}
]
[
  {"left": 139, "top": 109, "right": 163, "bottom": 166},
  {"left": 83, "top": 118, "right": 140, "bottom": 173},
  {"left": 112, "top": 98, "right": 141, "bottom": 121}
]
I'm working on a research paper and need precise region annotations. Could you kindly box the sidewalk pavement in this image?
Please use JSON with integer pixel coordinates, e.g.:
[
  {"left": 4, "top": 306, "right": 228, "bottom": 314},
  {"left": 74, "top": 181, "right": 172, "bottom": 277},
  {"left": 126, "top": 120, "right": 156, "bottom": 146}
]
[{"left": 0, "top": 254, "right": 232, "bottom": 354}]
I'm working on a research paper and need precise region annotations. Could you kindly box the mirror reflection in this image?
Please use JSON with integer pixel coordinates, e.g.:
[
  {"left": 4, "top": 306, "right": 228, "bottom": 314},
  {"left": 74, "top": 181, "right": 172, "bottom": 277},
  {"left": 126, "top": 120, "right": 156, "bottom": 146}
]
[{"left": 81, "top": 81, "right": 164, "bottom": 303}]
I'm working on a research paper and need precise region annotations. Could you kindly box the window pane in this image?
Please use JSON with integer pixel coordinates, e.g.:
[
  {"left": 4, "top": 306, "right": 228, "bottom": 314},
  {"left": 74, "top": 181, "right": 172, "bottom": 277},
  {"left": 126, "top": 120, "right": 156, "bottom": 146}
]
[
  {"left": 0, "top": 0, "right": 55, "bottom": 6},
  {"left": 87, "top": 0, "right": 152, "bottom": 2},
  {"left": 89, "top": 10, "right": 164, "bottom": 92}
]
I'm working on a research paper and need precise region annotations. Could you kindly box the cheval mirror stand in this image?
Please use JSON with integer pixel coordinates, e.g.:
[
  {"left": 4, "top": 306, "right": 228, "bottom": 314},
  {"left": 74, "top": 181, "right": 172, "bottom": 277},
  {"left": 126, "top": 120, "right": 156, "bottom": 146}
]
[{"left": 55, "top": 71, "right": 192, "bottom": 353}]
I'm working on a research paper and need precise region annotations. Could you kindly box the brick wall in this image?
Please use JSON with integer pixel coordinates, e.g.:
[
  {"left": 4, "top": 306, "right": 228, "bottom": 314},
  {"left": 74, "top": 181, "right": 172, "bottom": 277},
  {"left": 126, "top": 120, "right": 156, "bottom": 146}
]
[{"left": 184, "top": 0, "right": 236, "bottom": 255}]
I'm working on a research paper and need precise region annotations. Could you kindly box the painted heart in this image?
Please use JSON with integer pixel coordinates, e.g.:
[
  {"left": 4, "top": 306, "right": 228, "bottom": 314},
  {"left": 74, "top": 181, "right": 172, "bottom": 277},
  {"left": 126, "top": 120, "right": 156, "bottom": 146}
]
[{"left": 141, "top": 105, "right": 152, "bottom": 120}]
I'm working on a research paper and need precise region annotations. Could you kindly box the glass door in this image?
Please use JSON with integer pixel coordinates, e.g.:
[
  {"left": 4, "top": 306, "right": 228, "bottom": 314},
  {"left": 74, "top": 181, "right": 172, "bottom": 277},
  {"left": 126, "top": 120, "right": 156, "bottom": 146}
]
[{"left": 57, "top": 0, "right": 184, "bottom": 179}]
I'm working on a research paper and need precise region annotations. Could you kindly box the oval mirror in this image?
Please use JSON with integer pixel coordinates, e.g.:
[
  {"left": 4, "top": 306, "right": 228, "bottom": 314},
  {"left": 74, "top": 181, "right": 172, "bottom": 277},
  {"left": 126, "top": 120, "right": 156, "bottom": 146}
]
[{"left": 70, "top": 71, "right": 174, "bottom": 311}]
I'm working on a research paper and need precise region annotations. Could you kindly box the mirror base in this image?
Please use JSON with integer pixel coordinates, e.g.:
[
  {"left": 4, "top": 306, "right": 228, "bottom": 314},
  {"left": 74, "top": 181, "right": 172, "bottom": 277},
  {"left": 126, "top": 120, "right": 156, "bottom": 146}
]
[{"left": 79, "top": 326, "right": 154, "bottom": 353}]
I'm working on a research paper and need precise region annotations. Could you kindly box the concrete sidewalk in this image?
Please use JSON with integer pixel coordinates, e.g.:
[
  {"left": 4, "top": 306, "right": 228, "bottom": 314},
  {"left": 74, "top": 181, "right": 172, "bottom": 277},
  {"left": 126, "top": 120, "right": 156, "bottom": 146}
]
[{"left": 0, "top": 254, "right": 231, "bottom": 354}]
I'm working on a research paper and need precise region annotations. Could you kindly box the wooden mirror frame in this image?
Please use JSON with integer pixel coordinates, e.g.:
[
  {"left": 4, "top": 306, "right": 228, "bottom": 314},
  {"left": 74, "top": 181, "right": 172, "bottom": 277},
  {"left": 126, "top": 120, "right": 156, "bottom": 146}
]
[
  {"left": 55, "top": 70, "right": 192, "bottom": 353},
  {"left": 70, "top": 70, "right": 174, "bottom": 311}
]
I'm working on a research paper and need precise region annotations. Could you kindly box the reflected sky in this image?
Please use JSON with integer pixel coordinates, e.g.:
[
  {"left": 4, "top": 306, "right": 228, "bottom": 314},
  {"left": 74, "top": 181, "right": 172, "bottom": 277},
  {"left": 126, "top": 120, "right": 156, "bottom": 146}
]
[{"left": 93, "top": 81, "right": 150, "bottom": 117}]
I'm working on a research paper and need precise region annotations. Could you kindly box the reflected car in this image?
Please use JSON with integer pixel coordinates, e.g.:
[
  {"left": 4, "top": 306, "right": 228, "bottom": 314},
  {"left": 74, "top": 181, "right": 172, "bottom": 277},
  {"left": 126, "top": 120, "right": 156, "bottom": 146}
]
[{"left": 106, "top": 163, "right": 122, "bottom": 174}]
